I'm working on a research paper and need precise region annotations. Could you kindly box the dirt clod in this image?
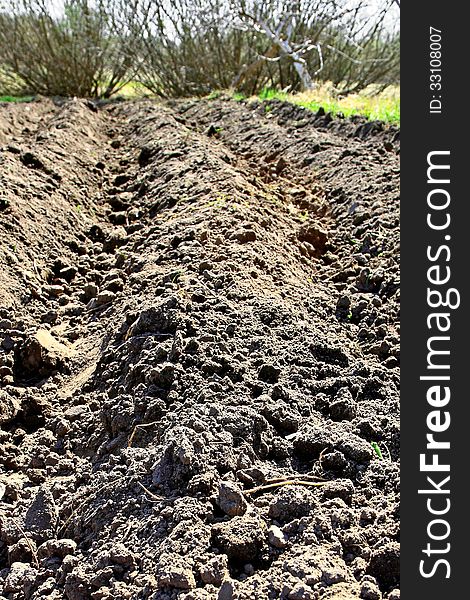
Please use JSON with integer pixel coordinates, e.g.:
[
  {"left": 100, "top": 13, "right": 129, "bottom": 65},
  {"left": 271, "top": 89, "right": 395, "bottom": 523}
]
[
  {"left": 217, "top": 481, "right": 248, "bottom": 516},
  {"left": 212, "top": 514, "right": 266, "bottom": 561}
]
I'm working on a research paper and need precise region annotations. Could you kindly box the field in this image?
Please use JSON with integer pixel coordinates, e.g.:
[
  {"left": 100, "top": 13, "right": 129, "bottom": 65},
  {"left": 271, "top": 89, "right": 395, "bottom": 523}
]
[{"left": 0, "top": 96, "right": 400, "bottom": 599}]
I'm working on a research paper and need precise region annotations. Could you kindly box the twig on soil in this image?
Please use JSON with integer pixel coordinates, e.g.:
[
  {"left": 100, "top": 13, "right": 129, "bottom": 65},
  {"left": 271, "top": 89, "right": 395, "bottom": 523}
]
[
  {"left": 264, "top": 474, "right": 326, "bottom": 484},
  {"left": 136, "top": 481, "right": 165, "bottom": 502},
  {"left": 12, "top": 518, "right": 39, "bottom": 569},
  {"left": 136, "top": 481, "right": 180, "bottom": 504},
  {"left": 243, "top": 479, "right": 326, "bottom": 496}
]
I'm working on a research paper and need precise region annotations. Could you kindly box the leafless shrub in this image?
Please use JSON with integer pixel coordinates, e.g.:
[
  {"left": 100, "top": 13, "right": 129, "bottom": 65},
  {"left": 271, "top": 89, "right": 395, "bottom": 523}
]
[
  {"left": 0, "top": 0, "right": 399, "bottom": 98},
  {"left": 133, "top": 0, "right": 399, "bottom": 97},
  {"left": 0, "top": 0, "right": 140, "bottom": 97},
  {"left": 129, "top": 0, "right": 259, "bottom": 97}
]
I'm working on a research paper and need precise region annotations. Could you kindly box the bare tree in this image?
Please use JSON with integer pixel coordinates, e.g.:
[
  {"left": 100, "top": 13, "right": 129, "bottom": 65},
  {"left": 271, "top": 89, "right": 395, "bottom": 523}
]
[
  {"left": 234, "top": 2, "right": 318, "bottom": 90},
  {"left": 231, "top": 0, "right": 399, "bottom": 93}
]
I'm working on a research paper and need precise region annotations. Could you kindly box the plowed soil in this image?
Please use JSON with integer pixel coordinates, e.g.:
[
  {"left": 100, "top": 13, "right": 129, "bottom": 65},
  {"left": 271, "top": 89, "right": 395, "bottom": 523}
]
[{"left": 0, "top": 96, "right": 400, "bottom": 600}]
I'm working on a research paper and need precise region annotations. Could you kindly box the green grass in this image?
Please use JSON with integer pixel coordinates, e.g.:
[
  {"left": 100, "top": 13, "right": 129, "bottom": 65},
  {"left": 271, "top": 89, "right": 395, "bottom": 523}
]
[
  {"left": 257, "top": 84, "right": 400, "bottom": 125},
  {"left": 233, "top": 92, "right": 246, "bottom": 102},
  {"left": 0, "top": 95, "right": 35, "bottom": 103},
  {"left": 371, "top": 441, "right": 384, "bottom": 459}
]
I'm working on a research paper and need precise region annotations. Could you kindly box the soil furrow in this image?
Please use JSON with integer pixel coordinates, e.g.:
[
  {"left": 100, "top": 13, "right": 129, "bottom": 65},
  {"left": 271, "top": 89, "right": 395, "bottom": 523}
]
[{"left": 1, "top": 99, "right": 399, "bottom": 600}]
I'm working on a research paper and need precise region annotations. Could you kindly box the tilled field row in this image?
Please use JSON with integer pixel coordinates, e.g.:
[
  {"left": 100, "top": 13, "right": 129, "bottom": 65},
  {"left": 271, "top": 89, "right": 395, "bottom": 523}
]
[{"left": 1, "top": 98, "right": 400, "bottom": 600}]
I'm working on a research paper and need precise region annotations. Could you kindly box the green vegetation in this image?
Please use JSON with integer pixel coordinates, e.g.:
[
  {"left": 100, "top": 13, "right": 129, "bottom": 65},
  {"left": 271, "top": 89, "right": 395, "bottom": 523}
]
[
  {"left": 257, "top": 85, "right": 400, "bottom": 125},
  {"left": 371, "top": 442, "right": 384, "bottom": 460},
  {"left": 0, "top": 95, "right": 34, "bottom": 102},
  {"left": 233, "top": 92, "right": 246, "bottom": 102}
]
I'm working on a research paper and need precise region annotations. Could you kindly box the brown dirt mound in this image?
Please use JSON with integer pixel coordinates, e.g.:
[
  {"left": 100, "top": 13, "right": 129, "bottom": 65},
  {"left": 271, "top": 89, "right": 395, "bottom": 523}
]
[{"left": 0, "top": 97, "right": 399, "bottom": 600}]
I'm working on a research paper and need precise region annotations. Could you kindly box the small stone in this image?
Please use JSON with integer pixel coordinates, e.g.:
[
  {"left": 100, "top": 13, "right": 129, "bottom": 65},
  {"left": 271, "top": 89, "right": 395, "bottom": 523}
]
[
  {"left": 24, "top": 486, "right": 58, "bottom": 542},
  {"left": 64, "top": 405, "right": 88, "bottom": 421},
  {"left": 372, "top": 296, "right": 382, "bottom": 307},
  {"left": 148, "top": 363, "right": 176, "bottom": 387},
  {"left": 231, "top": 229, "right": 257, "bottom": 243},
  {"left": 298, "top": 225, "right": 328, "bottom": 253},
  {"left": 293, "top": 425, "right": 331, "bottom": 458},
  {"left": 114, "top": 173, "right": 129, "bottom": 186},
  {"left": 64, "top": 566, "right": 90, "bottom": 599},
  {"left": 41, "top": 310, "right": 59, "bottom": 324},
  {"left": 38, "top": 538, "right": 77, "bottom": 559},
  {"left": 3, "top": 562, "right": 32, "bottom": 593},
  {"left": 2, "top": 335, "right": 15, "bottom": 351},
  {"left": 268, "top": 486, "right": 318, "bottom": 522},
  {"left": 336, "top": 294, "right": 351, "bottom": 310},
  {"left": 83, "top": 283, "right": 98, "bottom": 300},
  {"left": 90, "top": 567, "right": 114, "bottom": 589},
  {"left": 285, "top": 581, "right": 315, "bottom": 600},
  {"left": 55, "top": 418, "right": 71, "bottom": 436},
  {"left": 299, "top": 241, "right": 316, "bottom": 257},
  {"left": 59, "top": 266, "right": 78, "bottom": 282},
  {"left": 96, "top": 290, "right": 116, "bottom": 305},
  {"left": 0, "top": 390, "right": 21, "bottom": 425},
  {"left": 367, "top": 542, "right": 400, "bottom": 588},
  {"left": 103, "top": 278, "right": 123, "bottom": 293},
  {"left": 102, "top": 227, "right": 127, "bottom": 252},
  {"left": 91, "top": 587, "right": 112, "bottom": 600},
  {"left": 34, "top": 576, "right": 56, "bottom": 596},
  {"left": 330, "top": 388, "right": 357, "bottom": 421},
  {"left": 191, "top": 292, "right": 206, "bottom": 303},
  {"left": 337, "top": 434, "right": 374, "bottom": 463},
  {"left": 360, "top": 580, "right": 382, "bottom": 600},
  {"left": 109, "top": 543, "right": 135, "bottom": 566},
  {"left": 353, "top": 211, "right": 371, "bottom": 226},
  {"left": 217, "top": 579, "right": 236, "bottom": 600},
  {"left": 158, "top": 554, "right": 196, "bottom": 590},
  {"left": 13, "top": 329, "right": 71, "bottom": 380},
  {"left": 321, "top": 479, "right": 355, "bottom": 505},
  {"left": 199, "top": 555, "right": 228, "bottom": 586},
  {"left": 217, "top": 481, "right": 248, "bottom": 516},
  {"left": 108, "top": 212, "right": 127, "bottom": 225},
  {"left": 268, "top": 525, "right": 288, "bottom": 548},
  {"left": 320, "top": 450, "right": 347, "bottom": 471},
  {"left": 212, "top": 515, "right": 265, "bottom": 561},
  {"left": 8, "top": 537, "right": 37, "bottom": 563},
  {"left": 44, "top": 284, "right": 65, "bottom": 297}
]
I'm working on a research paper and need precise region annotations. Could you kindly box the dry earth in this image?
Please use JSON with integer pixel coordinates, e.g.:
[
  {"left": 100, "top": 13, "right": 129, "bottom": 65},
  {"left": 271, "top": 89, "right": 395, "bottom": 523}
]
[{"left": 0, "top": 95, "right": 400, "bottom": 600}]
